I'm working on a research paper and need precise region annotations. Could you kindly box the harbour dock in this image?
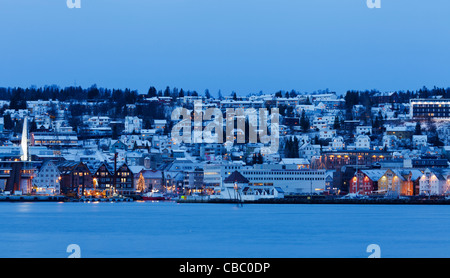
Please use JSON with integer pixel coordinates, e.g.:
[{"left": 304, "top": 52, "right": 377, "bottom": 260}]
[
  {"left": 0, "top": 195, "right": 66, "bottom": 202},
  {"left": 177, "top": 195, "right": 450, "bottom": 205},
  {"left": 0, "top": 195, "right": 134, "bottom": 202}
]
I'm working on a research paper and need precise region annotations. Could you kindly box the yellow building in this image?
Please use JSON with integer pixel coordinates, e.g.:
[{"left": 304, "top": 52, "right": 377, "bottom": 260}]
[
  {"left": 378, "top": 169, "right": 403, "bottom": 194},
  {"left": 377, "top": 169, "right": 418, "bottom": 196}
]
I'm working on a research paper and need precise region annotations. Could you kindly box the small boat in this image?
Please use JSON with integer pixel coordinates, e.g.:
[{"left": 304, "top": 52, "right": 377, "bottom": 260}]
[{"left": 142, "top": 190, "right": 166, "bottom": 201}]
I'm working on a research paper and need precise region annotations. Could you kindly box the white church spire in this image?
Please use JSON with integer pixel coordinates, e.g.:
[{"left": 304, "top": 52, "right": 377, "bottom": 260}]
[{"left": 21, "top": 116, "right": 29, "bottom": 161}]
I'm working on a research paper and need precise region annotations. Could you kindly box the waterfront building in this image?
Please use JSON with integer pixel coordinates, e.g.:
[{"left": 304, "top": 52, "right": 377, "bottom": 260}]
[
  {"left": 93, "top": 162, "right": 114, "bottom": 192},
  {"left": 184, "top": 167, "right": 204, "bottom": 193},
  {"left": 0, "top": 160, "right": 39, "bottom": 195},
  {"left": 324, "top": 173, "right": 337, "bottom": 194},
  {"left": 33, "top": 160, "right": 61, "bottom": 195},
  {"left": 114, "top": 163, "right": 135, "bottom": 196},
  {"left": 203, "top": 162, "right": 222, "bottom": 193},
  {"left": 213, "top": 170, "right": 285, "bottom": 201},
  {"left": 349, "top": 169, "right": 385, "bottom": 195},
  {"left": 221, "top": 163, "right": 326, "bottom": 195},
  {"left": 138, "top": 169, "right": 163, "bottom": 192},
  {"left": 0, "top": 120, "right": 40, "bottom": 195},
  {"left": 58, "top": 161, "right": 93, "bottom": 196},
  {"left": 376, "top": 169, "right": 406, "bottom": 195},
  {"left": 419, "top": 168, "right": 450, "bottom": 196},
  {"left": 216, "top": 170, "right": 248, "bottom": 200}
]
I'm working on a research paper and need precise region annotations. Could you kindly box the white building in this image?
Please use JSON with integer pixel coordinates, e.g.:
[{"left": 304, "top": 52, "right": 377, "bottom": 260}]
[
  {"left": 87, "top": 116, "right": 111, "bottom": 128},
  {"left": 299, "top": 143, "right": 321, "bottom": 160},
  {"left": 319, "top": 129, "right": 336, "bottom": 140},
  {"left": 221, "top": 163, "right": 326, "bottom": 195},
  {"left": 33, "top": 160, "right": 61, "bottom": 195},
  {"left": 152, "top": 120, "right": 167, "bottom": 131},
  {"left": 203, "top": 163, "right": 223, "bottom": 189},
  {"left": 295, "top": 105, "right": 315, "bottom": 114},
  {"left": 4, "top": 109, "right": 29, "bottom": 121},
  {"left": 412, "top": 135, "right": 428, "bottom": 148},
  {"left": 331, "top": 136, "right": 345, "bottom": 150},
  {"left": 355, "top": 135, "right": 371, "bottom": 150},
  {"left": 312, "top": 115, "right": 336, "bottom": 130},
  {"left": 124, "top": 116, "right": 143, "bottom": 134},
  {"left": 356, "top": 125, "right": 372, "bottom": 135},
  {"left": 419, "top": 169, "right": 450, "bottom": 196},
  {"left": 27, "top": 100, "right": 55, "bottom": 115},
  {"left": 31, "top": 131, "right": 79, "bottom": 148}
]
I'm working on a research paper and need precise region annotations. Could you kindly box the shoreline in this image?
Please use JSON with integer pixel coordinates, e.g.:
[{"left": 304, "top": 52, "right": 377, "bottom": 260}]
[
  {"left": 0, "top": 195, "right": 133, "bottom": 202},
  {"left": 1, "top": 195, "right": 450, "bottom": 205},
  {"left": 177, "top": 196, "right": 450, "bottom": 205}
]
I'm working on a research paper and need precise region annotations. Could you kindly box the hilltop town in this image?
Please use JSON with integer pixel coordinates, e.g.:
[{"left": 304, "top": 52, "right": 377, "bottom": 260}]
[{"left": 0, "top": 85, "right": 450, "bottom": 201}]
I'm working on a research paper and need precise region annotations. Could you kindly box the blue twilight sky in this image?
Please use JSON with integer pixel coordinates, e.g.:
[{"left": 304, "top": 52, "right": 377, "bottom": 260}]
[{"left": 0, "top": 0, "right": 449, "bottom": 96}]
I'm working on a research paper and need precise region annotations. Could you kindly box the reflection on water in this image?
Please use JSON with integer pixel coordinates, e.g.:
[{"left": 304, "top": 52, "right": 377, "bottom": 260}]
[{"left": 16, "top": 203, "right": 33, "bottom": 213}]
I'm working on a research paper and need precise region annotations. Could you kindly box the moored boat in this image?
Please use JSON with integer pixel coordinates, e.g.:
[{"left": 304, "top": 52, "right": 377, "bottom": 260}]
[{"left": 142, "top": 190, "right": 167, "bottom": 201}]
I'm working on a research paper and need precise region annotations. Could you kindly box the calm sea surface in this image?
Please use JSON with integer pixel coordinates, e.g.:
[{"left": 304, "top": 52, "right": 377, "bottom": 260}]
[{"left": 0, "top": 201, "right": 449, "bottom": 258}]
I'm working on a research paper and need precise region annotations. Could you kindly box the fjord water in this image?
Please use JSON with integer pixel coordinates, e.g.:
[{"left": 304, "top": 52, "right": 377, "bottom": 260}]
[{"left": 0, "top": 202, "right": 449, "bottom": 258}]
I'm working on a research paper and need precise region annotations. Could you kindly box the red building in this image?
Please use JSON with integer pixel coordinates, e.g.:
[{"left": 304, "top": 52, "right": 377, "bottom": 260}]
[
  {"left": 350, "top": 169, "right": 384, "bottom": 195},
  {"left": 58, "top": 162, "right": 93, "bottom": 197}
]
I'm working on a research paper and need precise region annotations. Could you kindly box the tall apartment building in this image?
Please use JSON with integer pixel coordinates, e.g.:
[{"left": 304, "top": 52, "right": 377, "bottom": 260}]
[{"left": 410, "top": 98, "right": 450, "bottom": 119}]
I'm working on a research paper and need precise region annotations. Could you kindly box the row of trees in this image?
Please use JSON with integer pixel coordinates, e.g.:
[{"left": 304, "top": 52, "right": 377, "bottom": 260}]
[
  {"left": 4, "top": 85, "right": 449, "bottom": 112},
  {"left": 284, "top": 137, "right": 300, "bottom": 158},
  {"left": 1, "top": 85, "right": 142, "bottom": 110}
]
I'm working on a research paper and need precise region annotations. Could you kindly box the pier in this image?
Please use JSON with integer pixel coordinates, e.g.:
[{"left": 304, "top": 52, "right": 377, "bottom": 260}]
[
  {"left": 0, "top": 195, "right": 134, "bottom": 202},
  {"left": 76, "top": 197, "right": 134, "bottom": 202},
  {"left": 177, "top": 195, "right": 450, "bottom": 205},
  {"left": 0, "top": 195, "right": 66, "bottom": 202}
]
